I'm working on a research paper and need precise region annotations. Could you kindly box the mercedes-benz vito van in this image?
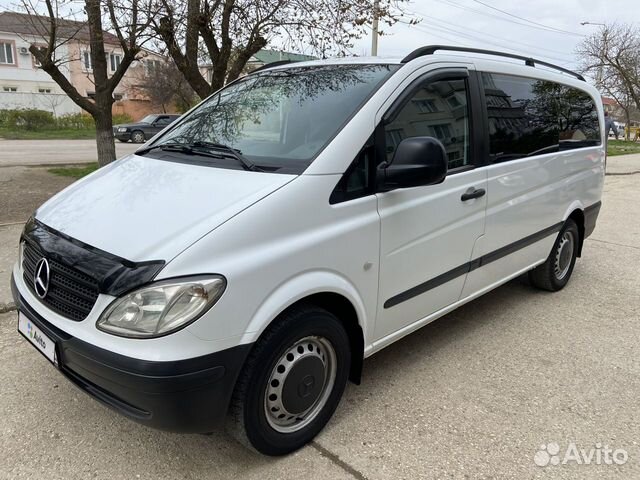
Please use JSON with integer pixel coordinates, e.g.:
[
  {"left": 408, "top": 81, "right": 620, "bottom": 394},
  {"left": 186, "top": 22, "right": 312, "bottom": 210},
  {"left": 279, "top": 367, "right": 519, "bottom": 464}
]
[{"left": 12, "top": 46, "right": 604, "bottom": 455}]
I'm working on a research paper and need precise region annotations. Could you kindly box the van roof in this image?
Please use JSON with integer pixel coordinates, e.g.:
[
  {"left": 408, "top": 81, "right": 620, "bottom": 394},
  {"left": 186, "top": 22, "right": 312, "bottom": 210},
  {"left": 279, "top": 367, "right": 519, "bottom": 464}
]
[{"left": 258, "top": 45, "right": 588, "bottom": 86}]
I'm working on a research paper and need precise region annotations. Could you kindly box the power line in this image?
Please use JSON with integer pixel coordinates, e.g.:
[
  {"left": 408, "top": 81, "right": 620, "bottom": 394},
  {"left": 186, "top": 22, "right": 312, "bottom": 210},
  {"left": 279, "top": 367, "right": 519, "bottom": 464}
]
[
  {"left": 430, "top": 0, "right": 584, "bottom": 37},
  {"left": 469, "top": 0, "right": 584, "bottom": 37},
  {"left": 410, "top": 22, "right": 578, "bottom": 68},
  {"left": 420, "top": 14, "right": 575, "bottom": 59}
]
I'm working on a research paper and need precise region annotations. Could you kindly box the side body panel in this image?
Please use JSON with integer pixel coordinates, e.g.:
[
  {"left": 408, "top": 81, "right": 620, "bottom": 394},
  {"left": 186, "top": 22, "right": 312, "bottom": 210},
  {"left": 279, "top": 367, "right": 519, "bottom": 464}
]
[
  {"left": 159, "top": 174, "right": 382, "bottom": 350},
  {"left": 374, "top": 167, "right": 487, "bottom": 341},
  {"left": 461, "top": 60, "right": 605, "bottom": 297}
]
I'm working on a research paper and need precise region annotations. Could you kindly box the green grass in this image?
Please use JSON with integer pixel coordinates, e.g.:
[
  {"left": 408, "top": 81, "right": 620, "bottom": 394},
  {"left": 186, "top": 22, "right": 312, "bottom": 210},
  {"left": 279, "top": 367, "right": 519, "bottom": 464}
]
[
  {"left": 0, "top": 127, "right": 96, "bottom": 140},
  {"left": 607, "top": 139, "right": 640, "bottom": 157},
  {"left": 48, "top": 163, "right": 99, "bottom": 179}
]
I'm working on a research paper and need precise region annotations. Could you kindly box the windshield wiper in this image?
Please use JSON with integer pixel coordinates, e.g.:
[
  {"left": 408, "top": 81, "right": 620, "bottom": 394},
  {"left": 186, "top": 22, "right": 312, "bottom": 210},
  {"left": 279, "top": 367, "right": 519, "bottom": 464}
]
[
  {"left": 137, "top": 141, "right": 261, "bottom": 171},
  {"left": 191, "top": 141, "right": 260, "bottom": 171}
]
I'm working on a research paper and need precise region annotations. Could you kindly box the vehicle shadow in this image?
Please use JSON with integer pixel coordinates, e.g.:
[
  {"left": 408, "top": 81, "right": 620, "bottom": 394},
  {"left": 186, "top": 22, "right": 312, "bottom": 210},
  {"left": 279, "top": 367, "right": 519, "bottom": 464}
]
[{"left": 4, "top": 274, "right": 549, "bottom": 478}]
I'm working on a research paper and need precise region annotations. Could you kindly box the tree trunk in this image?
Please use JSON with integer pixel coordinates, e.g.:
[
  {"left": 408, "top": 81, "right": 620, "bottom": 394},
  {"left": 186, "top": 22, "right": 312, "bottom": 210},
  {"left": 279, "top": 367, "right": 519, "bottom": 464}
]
[{"left": 94, "top": 112, "right": 116, "bottom": 167}]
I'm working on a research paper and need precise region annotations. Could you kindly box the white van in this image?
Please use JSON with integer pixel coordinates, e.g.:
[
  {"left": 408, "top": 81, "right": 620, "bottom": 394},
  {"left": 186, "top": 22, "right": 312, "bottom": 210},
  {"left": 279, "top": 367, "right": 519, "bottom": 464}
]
[{"left": 12, "top": 46, "right": 604, "bottom": 455}]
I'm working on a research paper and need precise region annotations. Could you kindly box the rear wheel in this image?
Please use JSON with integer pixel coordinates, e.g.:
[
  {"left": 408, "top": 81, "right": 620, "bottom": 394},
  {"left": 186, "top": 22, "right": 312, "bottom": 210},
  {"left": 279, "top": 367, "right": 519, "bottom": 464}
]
[
  {"left": 131, "top": 130, "right": 145, "bottom": 143},
  {"left": 227, "top": 305, "right": 351, "bottom": 455},
  {"left": 529, "top": 218, "right": 580, "bottom": 291}
]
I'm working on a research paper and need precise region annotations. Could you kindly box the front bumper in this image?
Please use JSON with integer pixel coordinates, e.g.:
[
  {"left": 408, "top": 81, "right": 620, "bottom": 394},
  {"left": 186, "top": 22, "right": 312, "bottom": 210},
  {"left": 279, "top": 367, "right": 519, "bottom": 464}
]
[
  {"left": 11, "top": 275, "right": 252, "bottom": 433},
  {"left": 113, "top": 131, "right": 131, "bottom": 141}
]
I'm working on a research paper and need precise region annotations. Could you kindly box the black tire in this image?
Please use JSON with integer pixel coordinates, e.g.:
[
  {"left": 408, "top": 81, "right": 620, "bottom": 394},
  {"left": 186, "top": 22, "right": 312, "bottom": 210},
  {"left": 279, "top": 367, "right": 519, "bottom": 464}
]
[
  {"left": 529, "top": 218, "right": 580, "bottom": 291},
  {"left": 131, "top": 130, "right": 145, "bottom": 143},
  {"left": 227, "top": 304, "right": 351, "bottom": 456}
]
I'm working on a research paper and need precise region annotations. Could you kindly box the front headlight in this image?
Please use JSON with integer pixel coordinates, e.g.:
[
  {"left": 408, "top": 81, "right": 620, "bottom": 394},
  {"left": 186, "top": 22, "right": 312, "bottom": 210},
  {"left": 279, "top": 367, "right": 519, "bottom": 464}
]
[
  {"left": 97, "top": 276, "right": 226, "bottom": 338},
  {"left": 117, "top": 127, "right": 128, "bottom": 132}
]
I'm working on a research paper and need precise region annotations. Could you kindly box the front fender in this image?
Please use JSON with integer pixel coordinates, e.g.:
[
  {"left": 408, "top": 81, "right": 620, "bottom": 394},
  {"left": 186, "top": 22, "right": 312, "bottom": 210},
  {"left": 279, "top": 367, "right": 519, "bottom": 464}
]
[{"left": 238, "top": 269, "right": 370, "bottom": 346}]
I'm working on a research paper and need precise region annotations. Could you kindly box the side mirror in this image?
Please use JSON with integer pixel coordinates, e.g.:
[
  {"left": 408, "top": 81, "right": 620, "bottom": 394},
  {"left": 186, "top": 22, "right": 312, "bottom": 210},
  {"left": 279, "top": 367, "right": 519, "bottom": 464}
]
[{"left": 377, "top": 136, "right": 448, "bottom": 191}]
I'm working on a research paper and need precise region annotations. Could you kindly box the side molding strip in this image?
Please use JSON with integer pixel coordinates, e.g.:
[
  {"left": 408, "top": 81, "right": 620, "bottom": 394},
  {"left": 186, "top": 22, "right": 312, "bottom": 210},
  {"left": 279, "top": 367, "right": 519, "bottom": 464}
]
[{"left": 383, "top": 221, "right": 564, "bottom": 309}]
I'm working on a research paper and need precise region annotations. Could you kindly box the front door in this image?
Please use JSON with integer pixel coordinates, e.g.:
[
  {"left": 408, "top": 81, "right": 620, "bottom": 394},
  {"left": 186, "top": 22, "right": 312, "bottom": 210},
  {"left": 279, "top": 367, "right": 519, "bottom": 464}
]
[{"left": 374, "top": 70, "right": 488, "bottom": 346}]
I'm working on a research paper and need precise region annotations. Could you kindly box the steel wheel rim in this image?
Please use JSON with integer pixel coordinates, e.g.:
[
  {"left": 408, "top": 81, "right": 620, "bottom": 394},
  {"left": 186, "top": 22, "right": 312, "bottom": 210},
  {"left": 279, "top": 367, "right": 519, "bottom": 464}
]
[
  {"left": 554, "top": 231, "right": 574, "bottom": 280},
  {"left": 264, "top": 336, "right": 337, "bottom": 434},
  {"left": 132, "top": 132, "right": 144, "bottom": 143}
]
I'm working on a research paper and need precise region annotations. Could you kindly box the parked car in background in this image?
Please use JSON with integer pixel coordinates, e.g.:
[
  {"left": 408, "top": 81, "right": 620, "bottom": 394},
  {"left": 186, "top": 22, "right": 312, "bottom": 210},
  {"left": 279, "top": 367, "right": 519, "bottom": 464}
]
[{"left": 113, "top": 114, "right": 181, "bottom": 143}]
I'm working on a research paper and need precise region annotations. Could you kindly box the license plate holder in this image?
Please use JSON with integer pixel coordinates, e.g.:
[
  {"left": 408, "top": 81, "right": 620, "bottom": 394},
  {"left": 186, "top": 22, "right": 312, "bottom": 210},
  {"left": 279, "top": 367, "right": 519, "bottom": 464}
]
[{"left": 17, "top": 311, "right": 59, "bottom": 367}]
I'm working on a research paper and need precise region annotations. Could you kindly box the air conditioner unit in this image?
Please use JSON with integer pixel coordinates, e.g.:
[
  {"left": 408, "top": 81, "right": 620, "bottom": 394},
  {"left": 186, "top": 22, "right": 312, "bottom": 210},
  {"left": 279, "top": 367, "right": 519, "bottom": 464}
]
[{"left": 19, "top": 47, "right": 29, "bottom": 55}]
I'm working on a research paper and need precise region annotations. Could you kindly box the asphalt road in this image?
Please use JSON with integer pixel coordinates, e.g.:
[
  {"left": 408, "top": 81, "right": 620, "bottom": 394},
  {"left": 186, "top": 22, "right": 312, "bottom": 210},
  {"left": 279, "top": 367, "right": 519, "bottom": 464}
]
[
  {"left": 0, "top": 139, "right": 139, "bottom": 167},
  {"left": 0, "top": 165, "right": 639, "bottom": 479}
]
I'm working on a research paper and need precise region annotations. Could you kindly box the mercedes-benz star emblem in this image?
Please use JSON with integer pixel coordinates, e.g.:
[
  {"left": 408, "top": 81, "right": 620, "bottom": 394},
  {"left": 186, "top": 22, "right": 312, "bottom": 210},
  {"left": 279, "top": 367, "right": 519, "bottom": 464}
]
[{"left": 34, "top": 258, "right": 50, "bottom": 299}]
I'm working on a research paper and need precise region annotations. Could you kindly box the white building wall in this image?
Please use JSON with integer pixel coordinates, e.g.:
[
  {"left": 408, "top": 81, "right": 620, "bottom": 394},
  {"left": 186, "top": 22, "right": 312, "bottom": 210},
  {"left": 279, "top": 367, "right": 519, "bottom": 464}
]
[
  {"left": 0, "top": 31, "right": 73, "bottom": 113},
  {"left": 0, "top": 91, "right": 80, "bottom": 115}
]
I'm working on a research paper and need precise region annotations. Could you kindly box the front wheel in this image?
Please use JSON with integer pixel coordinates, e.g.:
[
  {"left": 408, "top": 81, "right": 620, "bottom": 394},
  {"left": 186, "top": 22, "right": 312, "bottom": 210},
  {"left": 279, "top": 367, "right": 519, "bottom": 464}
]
[
  {"left": 227, "top": 305, "right": 351, "bottom": 455},
  {"left": 529, "top": 218, "right": 580, "bottom": 291},
  {"left": 131, "top": 130, "right": 145, "bottom": 143}
]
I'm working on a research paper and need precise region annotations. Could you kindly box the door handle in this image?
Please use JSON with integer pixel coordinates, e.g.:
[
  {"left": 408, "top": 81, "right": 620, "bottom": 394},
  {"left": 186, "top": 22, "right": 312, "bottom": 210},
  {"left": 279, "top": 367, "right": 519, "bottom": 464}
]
[{"left": 461, "top": 187, "right": 486, "bottom": 201}]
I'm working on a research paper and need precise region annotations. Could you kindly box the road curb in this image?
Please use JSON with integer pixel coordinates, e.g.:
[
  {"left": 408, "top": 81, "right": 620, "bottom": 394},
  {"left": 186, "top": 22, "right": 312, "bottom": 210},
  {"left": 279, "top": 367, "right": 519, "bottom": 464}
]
[
  {"left": 0, "top": 221, "right": 26, "bottom": 228},
  {"left": 0, "top": 302, "right": 17, "bottom": 314}
]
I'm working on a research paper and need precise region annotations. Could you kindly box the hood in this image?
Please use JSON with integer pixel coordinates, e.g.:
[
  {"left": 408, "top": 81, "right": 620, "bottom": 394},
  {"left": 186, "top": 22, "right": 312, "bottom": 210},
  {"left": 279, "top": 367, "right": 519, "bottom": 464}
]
[{"left": 35, "top": 155, "right": 295, "bottom": 262}]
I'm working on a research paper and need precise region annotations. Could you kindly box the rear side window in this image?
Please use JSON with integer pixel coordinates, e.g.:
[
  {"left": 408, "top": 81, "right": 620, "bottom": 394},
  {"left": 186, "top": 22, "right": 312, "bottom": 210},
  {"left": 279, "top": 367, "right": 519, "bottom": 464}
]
[{"left": 481, "top": 73, "right": 600, "bottom": 163}]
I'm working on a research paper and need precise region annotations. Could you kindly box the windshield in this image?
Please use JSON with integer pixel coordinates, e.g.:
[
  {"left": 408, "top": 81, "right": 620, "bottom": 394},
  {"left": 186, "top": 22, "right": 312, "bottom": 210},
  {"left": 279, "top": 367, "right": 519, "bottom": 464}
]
[
  {"left": 152, "top": 64, "right": 399, "bottom": 173},
  {"left": 139, "top": 115, "right": 156, "bottom": 124}
]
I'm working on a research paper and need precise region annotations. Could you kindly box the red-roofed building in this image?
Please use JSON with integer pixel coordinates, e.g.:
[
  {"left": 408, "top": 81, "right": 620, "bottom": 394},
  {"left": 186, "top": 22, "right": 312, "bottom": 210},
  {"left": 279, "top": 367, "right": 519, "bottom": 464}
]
[{"left": 0, "top": 11, "right": 173, "bottom": 120}]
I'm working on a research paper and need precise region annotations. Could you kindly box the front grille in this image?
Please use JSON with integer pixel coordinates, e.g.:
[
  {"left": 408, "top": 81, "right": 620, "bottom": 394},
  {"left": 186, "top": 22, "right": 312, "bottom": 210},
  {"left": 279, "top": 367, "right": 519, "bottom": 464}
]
[{"left": 22, "top": 241, "right": 99, "bottom": 321}]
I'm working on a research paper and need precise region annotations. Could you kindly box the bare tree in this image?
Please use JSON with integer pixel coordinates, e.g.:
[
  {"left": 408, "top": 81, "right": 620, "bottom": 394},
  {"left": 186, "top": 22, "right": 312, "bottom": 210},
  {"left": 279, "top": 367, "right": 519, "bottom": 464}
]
[
  {"left": 576, "top": 23, "right": 640, "bottom": 117},
  {"left": 20, "top": 0, "right": 157, "bottom": 165},
  {"left": 154, "top": 0, "right": 417, "bottom": 99},
  {"left": 599, "top": 72, "right": 637, "bottom": 140},
  {"left": 133, "top": 58, "right": 197, "bottom": 112}
]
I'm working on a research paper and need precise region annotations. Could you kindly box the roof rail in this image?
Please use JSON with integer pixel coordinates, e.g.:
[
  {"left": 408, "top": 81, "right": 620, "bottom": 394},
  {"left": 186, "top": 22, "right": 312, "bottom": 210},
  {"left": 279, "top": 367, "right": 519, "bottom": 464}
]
[
  {"left": 401, "top": 45, "right": 585, "bottom": 81},
  {"left": 250, "top": 60, "right": 298, "bottom": 74}
]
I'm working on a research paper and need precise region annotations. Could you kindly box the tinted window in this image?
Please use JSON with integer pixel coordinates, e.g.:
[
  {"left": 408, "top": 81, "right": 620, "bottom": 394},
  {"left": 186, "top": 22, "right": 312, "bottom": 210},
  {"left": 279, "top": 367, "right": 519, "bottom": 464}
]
[
  {"left": 384, "top": 79, "right": 471, "bottom": 169},
  {"left": 155, "top": 116, "right": 172, "bottom": 126},
  {"left": 330, "top": 136, "right": 374, "bottom": 203},
  {"left": 482, "top": 73, "right": 600, "bottom": 162}
]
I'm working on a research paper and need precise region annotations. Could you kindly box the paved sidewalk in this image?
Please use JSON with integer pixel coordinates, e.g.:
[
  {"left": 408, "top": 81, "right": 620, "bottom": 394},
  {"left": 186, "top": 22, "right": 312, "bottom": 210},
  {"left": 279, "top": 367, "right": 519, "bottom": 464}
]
[
  {"left": 0, "top": 224, "right": 20, "bottom": 312},
  {"left": 0, "top": 139, "right": 138, "bottom": 166},
  {"left": 0, "top": 169, "right": 639, "bottom": 477},
  {"left": 0, "top": 173, "right": 639, "bottom": 478},
  {"left": 607, "top": 152, "right": 640, "bottom": 175}
]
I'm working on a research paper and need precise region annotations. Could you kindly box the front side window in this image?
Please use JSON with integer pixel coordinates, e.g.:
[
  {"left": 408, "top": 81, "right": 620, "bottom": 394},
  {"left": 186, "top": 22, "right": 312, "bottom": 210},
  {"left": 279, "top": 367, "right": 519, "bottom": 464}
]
[
  {"left": 154, "top": 64, "right": 399, "bottom": 173},
  {"left": 482, "top": 73, "right": 601, "bottom": 162},
  {"left": 0, "top": 41, "right": 14, "bottom": 64},
  {"left": 384, "top": 78, "right": 471, "bottom": 170}
]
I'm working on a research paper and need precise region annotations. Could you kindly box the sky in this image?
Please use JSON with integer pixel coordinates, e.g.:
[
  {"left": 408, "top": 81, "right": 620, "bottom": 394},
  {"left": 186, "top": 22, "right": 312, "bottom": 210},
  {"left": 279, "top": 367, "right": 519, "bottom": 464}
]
[
  {"left": 352, "top": 0, "right": 640, "bottom": 72},
  {"left": 1, "top": 0, "right": 639, "bottom": 78}
]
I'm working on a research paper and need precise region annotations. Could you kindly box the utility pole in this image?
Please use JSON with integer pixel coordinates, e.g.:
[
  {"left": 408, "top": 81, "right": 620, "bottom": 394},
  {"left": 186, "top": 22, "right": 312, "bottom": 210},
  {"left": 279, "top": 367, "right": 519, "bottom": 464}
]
[
  {"left": 581, "top": 21, "right": 606, "bottom": 87},
  {"left": 371, "top": 0, "right": 380, "bottom": 56}
]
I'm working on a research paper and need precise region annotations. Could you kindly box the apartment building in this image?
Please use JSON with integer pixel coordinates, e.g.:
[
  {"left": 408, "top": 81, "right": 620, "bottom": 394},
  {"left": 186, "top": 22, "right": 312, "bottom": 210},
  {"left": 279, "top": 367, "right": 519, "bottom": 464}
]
[{"left": 0, "top": 11, "right": 170, "bottom": 119}]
